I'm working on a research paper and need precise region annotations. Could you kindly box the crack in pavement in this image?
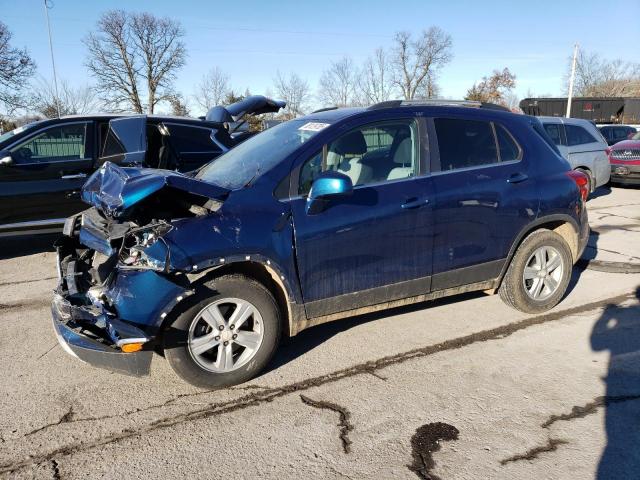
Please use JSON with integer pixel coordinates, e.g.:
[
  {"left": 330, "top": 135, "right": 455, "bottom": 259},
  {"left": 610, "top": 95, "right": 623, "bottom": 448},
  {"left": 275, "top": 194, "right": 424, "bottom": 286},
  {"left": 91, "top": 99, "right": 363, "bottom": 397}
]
[
  {"left": 25, "top": 406, "right": 75, "bottom": 437},
  {"left": 1, "top": 290, "right": 638, "bottom": 475},
  {"left": 542, "top": 394, "right": 640, "bottom": 429},
  {"left": 0, "top": 276, "right": 57, "bottom": 288},
  {"left": 584, "top": 244, "right": 640, "bottom": 262},
  {"left": 0, "top": 298, "right": 51, "bottom": 313},
  {"left": 300, "top": 394, "right": 353, "bottom": 453},
  {"left": 408, "top": 422, "right": 459, "bottom": 480},
  {"left": 500, "top": 438, "right": 569, "bottom": 465},
  {"left": 51, "top": 459, "right": 61, "bottom": 480}
]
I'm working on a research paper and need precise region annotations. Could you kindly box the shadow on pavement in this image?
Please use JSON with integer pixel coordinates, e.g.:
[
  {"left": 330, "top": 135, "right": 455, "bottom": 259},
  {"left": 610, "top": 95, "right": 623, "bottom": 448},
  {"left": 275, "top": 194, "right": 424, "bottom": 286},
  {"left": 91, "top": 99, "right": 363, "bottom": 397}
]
[
  {"left": 588, "top": 185, "right": 612, "bottom": 201},
  {"left": 590, "top": 286, "right": 640, "bottom": 479},
  {"left": 0, "top": 233, "right": 58, "bottom": 260},
  {"left": 267, "top": 290, "right": 487, "bottom": 373}
]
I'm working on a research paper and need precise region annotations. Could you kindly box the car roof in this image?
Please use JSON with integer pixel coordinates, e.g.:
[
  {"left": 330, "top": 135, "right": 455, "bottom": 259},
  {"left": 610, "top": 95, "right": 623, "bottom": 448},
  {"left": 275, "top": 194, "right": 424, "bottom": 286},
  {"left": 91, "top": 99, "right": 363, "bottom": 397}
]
[
  {"left": 299, "top": 103, "right": 522, "bottom": 124},
  {"left": 14, "top": 113, "right": 223, "bottom": 129},
  {"left": 536, "top": 116, "right": 594, "bottom": 126}
]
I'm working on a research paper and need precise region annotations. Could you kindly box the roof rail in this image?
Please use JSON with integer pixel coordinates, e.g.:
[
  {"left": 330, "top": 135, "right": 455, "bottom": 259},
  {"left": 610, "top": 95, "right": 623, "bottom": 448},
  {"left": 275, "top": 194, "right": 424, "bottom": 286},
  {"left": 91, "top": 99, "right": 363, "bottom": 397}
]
[
  {"left": 311, "top": 106, "right": 339, "bottom": 114},
  {"left": 367, "top": 99, "right": 510, "bottom": 112}
]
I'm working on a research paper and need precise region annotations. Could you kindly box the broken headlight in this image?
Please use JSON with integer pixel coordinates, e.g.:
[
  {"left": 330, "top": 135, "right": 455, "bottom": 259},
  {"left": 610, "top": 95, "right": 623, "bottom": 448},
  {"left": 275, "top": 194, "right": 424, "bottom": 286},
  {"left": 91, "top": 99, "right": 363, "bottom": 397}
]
[{"left": 119, "top": 223, "right": 172, "bottom": 271}]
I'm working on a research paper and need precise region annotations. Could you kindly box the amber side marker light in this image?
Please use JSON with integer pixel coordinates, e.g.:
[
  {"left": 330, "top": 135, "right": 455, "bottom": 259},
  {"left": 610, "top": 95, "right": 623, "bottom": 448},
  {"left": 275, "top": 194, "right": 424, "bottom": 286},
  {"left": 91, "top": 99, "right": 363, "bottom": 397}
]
[{"left": 121, "top": 343, "right": 144, "bottom": 353}]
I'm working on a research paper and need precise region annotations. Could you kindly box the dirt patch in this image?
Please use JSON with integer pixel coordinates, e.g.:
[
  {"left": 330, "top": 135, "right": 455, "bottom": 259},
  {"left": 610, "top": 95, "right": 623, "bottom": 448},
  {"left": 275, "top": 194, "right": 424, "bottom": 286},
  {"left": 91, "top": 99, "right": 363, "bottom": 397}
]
[
  {"left": 408, "top": 422, "right": 459, "bottom": 480},
  {"left": 500, "top": 437, "right": 568, "bottom": 465},
  {"left": 300, "top": 394, "right": 353, "bottom": 453}
]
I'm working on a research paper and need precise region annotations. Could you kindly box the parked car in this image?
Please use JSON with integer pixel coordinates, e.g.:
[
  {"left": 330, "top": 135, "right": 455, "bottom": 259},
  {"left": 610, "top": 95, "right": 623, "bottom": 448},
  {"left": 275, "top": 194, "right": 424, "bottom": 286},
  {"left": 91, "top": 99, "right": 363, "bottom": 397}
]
[
  {"left": 0, "top": 96, "right": 285, "bottom": 237},
  {"left": 52, "top": 101, "right": 589, "bottom": 387},
  {"left": 538, "top": 116, "right": 610, "bottom": 193},
  {"left": 608, "top": 130, "right": 640, "bottom": 185},
  {"left": 598, "top": 125, "right": 638, "bottom": 146}
]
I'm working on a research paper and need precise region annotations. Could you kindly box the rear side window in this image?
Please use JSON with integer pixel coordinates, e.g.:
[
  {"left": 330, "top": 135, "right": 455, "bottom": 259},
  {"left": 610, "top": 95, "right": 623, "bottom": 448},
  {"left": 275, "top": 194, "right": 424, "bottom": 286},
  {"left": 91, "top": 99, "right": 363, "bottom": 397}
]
[
  {"left": 434, "top": 118, "right": 498, "bottom": 170},
  {"left": 495, "top": 124, "right": 522, "bottom": 162},
  {"left": 543, "top": 123, "right": 563, "bottom": 146},
  {"left": 165, "top": 124, "right": 221, "bottom": 153},
  {"left": 565, "top": 125, "right": 597, "bottom": 146}
]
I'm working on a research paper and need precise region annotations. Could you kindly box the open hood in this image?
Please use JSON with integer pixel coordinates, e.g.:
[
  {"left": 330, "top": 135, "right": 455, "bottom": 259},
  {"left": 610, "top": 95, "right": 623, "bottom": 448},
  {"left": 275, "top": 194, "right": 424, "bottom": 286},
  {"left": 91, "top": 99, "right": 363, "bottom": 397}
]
[
  {"left": 81, "top": 162, "right": 228, "bottom": 219},
  {"left": 206, "top": 95, "right": 286, "bottom": 123}
]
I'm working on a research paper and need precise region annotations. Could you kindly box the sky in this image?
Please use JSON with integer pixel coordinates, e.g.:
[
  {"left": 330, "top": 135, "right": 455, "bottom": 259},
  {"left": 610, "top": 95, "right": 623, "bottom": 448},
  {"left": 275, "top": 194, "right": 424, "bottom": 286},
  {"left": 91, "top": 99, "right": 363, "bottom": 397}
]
[{"left": 1, "top": 0, "right": 639, "bottom": 115}]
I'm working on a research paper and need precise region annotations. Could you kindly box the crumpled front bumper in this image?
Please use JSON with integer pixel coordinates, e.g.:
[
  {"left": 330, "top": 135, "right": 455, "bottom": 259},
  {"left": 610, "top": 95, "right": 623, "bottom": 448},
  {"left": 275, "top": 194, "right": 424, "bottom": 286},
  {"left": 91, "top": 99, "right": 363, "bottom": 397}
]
[{"left": 51, "top": 294, "right": 153, "bottom": 376}]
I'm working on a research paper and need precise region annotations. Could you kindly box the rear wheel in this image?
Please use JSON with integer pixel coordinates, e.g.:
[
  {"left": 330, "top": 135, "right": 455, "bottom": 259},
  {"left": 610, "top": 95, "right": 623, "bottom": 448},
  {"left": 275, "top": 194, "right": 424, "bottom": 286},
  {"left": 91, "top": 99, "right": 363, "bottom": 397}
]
[
  {"left": 499, "top": 229, "right": 572, "bottom": 314},
  {"left": 164, "top": 274, "right": 281, "bottom": 388}
]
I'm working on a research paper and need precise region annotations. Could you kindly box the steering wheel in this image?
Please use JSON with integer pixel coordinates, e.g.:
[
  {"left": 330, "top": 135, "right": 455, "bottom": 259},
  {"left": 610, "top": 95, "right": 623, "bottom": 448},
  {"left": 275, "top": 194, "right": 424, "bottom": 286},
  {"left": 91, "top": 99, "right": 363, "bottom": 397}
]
[{"left": 17, "top": 147, "right": 33, "bottom": 160}]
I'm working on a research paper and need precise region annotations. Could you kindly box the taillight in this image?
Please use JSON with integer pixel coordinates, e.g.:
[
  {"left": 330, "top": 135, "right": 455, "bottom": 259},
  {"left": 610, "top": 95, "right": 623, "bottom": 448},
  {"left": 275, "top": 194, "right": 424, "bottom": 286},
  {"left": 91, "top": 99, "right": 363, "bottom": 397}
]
[
  {"left": 605, "top": 146, "right": 612, "bottom": 156},
  {"left": 566, "top": 170, "right": 589, "bottom": 202}
]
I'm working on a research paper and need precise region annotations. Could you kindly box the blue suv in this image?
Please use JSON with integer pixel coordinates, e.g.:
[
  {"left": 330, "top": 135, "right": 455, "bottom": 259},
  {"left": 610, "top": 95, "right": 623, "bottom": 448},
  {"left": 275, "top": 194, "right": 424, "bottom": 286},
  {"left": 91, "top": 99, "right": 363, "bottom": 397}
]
[{"left": 52, "top": 101, "right": 590, "bottom": 387}]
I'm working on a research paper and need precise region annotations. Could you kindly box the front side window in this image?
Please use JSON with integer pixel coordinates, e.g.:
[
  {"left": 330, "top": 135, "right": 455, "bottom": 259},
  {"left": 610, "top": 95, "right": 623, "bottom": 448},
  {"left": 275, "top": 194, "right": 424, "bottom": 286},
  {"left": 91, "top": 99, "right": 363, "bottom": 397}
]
[
  {"left": 434, "top": 118, "right": 498, "bottom": 170},
  {"left": 10, "top": 123, "right": 89, "bottom": 164},
  {"left": 298, "top": 119, "right": 418, "bottom": 195},
  {"left": 543, "top": 123, "right": 563, "bottom": 146},
  {"left": 565, "top": 124, "right": 597, "bottom": 146}
]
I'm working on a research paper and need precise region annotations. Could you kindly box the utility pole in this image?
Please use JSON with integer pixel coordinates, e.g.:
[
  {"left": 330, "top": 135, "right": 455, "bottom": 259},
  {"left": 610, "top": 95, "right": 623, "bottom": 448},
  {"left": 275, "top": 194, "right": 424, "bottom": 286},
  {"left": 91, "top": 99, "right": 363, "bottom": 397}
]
[
  {"left": 43, "top": 0, "right": 61, "bottom": 118},
  {"left": 566, "top": 43, "right": 579, "bottom": 118}
]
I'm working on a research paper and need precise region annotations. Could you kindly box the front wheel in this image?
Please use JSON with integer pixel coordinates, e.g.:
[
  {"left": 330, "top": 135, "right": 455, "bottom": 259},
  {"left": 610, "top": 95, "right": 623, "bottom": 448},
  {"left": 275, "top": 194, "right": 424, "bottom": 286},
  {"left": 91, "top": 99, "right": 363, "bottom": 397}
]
[
  {"left": 164, "top": 274, "right": 281, "bottom": 388},
  {"left": 499, "top": 229, "right": 572, "bottom": 314}
]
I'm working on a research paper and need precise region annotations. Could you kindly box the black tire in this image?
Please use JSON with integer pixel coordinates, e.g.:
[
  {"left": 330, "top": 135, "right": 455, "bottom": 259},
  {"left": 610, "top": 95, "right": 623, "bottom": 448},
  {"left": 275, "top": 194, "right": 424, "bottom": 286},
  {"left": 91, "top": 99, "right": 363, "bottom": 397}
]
[
  {"left": 499, "top": 229, "right": 572, "bottom": 314},
  {"left": 576, "top": 168, "right": 593, "bottom": 194},
  {"left": 164, "top": 274, "right": 281, "bottom": 388}
]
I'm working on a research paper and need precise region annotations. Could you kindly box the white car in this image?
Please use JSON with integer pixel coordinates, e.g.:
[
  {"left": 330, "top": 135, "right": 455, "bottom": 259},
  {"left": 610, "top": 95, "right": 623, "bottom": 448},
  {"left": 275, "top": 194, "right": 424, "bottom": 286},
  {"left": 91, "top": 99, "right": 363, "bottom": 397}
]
[{"left": 538, "top": 116, "right": 610, "bottom": 192}]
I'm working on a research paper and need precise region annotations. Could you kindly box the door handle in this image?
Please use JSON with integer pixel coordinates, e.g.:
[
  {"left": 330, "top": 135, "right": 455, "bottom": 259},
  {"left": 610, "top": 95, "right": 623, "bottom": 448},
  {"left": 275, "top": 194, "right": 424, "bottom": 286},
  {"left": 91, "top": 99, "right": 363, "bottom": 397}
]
[
  {"left": 507, "top": 172, "right": 528, "bottom": 184},
  {"left": 401, "top": 197, "right": 430, "bottom": 209},
  {"left": 61, "top": 173, "right": 87, "bottom": 180}
]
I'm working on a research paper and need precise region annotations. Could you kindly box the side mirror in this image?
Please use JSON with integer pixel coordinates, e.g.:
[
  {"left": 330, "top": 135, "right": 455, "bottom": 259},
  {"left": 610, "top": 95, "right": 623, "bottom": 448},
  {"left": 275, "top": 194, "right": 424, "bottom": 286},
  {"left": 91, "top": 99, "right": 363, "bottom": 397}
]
[
  {"left": 306, "top": 171, "right": 353, "bottom": 215},
  {"left": 0, "top": 154, "right": 12, "bottom": 166}
]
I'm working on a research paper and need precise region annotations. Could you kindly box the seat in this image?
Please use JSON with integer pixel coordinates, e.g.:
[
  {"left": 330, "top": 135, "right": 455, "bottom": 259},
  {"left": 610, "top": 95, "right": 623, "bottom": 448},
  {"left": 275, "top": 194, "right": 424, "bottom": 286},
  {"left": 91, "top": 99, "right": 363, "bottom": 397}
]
[
  {"left": 328, "top": 130, "right": 372, "bottom": 186},
  {"left": 387, "top": 137, "right": 414, "bottom": 180}
]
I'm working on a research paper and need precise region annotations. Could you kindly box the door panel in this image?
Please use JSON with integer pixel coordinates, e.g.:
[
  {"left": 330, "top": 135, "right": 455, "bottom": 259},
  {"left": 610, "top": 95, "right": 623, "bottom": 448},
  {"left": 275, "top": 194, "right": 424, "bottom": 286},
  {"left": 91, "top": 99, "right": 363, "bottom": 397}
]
[
  {"left": 430, "top": 117, "right": 538, "bottom": 287},
  {"left": 99, "top": 116, "right": 147, "bottom": 166},
  {"left": 162, "top": 123, "right": 224, "bottom": 172},
  {"left": 0, "top": 122, "right": 94, "bottom": 226},
  {"left": 291, "top": 177, "right": 433, "bottom": 317},
  {"left": 290, "top": 117, "right": 433, "bottom": 318}
]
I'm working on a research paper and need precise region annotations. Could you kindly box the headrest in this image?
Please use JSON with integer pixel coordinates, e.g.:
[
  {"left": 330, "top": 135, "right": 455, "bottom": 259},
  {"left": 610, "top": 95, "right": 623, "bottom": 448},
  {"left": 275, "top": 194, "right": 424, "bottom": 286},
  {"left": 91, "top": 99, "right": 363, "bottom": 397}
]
[
  {"left": 332, "top": 131, "right": 367, "bottom": 156},
  {"left": 393, "top": 138, "right": 413, "bottom": 164}
]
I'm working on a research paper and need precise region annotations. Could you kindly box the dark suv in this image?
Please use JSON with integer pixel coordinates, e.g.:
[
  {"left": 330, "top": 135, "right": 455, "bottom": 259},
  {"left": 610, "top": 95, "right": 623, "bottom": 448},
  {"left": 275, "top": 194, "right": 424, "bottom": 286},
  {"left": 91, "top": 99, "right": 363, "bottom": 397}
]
[
  {"left": 52, "top": 101, "right": 590, "bottom": 387},
  {"left": 0, "top": 96, "right": 285, "bottom": 236}
]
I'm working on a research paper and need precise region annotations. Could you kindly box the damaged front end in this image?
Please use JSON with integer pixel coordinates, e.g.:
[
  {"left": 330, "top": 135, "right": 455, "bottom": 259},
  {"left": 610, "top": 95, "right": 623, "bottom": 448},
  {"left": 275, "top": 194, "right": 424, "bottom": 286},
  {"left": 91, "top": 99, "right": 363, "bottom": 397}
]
[{"left": 52, "top": 162, "right": 228, "bottom": 376}]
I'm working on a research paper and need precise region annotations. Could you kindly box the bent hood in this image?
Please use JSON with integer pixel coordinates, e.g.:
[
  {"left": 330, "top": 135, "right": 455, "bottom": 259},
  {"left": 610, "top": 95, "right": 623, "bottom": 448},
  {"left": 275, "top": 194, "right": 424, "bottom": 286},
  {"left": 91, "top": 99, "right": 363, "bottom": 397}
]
[{"left": 82, "top": 162, "right": 229, "bottom": 218}]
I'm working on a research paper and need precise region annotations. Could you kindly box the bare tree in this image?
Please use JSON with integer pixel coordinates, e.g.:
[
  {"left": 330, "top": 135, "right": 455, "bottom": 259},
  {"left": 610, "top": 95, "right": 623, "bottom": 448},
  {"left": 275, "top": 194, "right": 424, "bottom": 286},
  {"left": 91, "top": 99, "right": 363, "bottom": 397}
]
[
  {"left": 273, "top": 71, "right": 310, "bottom": 118},
  {"left": 568, "top": 50, "right": 640, "bottom": 97},
  {"left": 0, "top": 21, "right": 36, "bottom": 112},
  {"left": 391, "top": 27, "right": 452, "bottom": 100},
  {"left": 167, "top": 92, "right": 189, "bottom": 116},
  {"left": 465, "top": 68, "right": 516, "bottom": 105},
  {"left": 86, "top": 10, "right": 186, "bottom": 113},
  {"left": 194, "top": 66, "right": 229, "bottom": 112},
  {"left": 317, "top": 56, "right": 357, "bottom": 107},
  {"left": 357, "top": 48, "right": 394, "bottom": 105},
  {"left": 30, "top": 78, "right": 100, "bottom": 118}
]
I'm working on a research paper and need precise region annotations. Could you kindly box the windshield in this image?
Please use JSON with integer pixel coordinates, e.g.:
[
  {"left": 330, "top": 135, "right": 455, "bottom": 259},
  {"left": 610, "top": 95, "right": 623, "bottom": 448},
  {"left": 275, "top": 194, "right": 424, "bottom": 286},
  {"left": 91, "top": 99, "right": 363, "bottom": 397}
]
[
  {"left": 196, "top": 119, "right": 329, "bottom": 189},
  {"left": 0, "top": 123, "right": 37, "bottom": 144}
]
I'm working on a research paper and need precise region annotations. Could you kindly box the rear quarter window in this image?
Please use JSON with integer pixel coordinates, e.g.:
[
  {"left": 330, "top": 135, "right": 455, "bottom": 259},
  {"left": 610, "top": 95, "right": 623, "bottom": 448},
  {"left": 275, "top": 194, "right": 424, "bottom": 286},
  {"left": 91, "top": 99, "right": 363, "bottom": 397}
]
[{"left": 565, "top": 124, "right": 597, "bottom": 146}]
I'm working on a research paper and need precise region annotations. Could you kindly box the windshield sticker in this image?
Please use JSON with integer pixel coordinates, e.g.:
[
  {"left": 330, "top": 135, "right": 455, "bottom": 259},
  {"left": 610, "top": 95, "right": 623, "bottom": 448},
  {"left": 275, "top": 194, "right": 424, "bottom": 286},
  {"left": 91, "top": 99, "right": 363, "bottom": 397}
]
[{"left": 298, "top": 122, "right": 330, "bottom": 132}]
